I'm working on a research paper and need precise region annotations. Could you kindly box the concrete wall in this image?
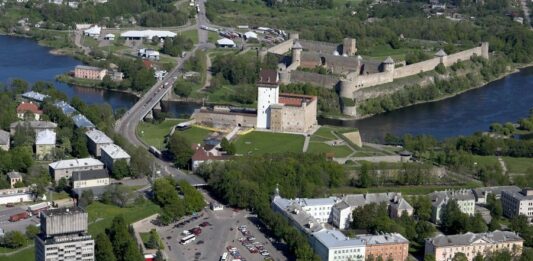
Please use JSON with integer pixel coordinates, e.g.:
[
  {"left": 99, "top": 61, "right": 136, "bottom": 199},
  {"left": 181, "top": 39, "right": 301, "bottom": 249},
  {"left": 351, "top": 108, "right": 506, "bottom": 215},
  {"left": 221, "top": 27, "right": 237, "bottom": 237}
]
[
  {"left": 393, "top": 57, "right": 441, "bottom": 79},
  {"left": 289, "top": 71, "right": 339, "bottom": 89},
  {"left": 42, "top": 211, "right": 88, "bottom": 236},
  {"left": 354, "top": 71, "right": 394, "bottom": 89},
  {"left": 193, "top": 110, "right": 257, "bottom": 129}
]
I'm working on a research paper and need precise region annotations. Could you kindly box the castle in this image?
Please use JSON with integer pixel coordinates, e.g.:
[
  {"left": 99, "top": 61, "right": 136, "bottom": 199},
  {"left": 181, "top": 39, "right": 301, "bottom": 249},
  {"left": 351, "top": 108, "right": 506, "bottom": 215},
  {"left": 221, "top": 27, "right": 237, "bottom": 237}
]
[
  {"left": 192, "top": 69, "right": 318, "bottom": 134},
  {"left": 268, "top": 33, "right": 489, "bottom": 117}
]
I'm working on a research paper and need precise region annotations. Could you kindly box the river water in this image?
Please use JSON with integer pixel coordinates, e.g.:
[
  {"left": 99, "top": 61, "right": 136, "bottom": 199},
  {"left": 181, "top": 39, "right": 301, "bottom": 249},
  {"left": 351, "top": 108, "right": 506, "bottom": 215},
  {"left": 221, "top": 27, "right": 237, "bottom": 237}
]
[{"left": 2, "top": 35, "right": 533, "bottom": 141}]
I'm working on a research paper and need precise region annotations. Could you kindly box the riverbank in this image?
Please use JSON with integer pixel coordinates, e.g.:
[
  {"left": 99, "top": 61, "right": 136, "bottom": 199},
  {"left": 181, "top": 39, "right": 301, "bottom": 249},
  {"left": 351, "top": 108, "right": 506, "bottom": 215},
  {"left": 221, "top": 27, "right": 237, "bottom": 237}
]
[
  {"left": 56, "top": 74, "right": 142, "bottom": 98},
  {"left": 327, "top": 62, "right": 533, "bottom": 122}
]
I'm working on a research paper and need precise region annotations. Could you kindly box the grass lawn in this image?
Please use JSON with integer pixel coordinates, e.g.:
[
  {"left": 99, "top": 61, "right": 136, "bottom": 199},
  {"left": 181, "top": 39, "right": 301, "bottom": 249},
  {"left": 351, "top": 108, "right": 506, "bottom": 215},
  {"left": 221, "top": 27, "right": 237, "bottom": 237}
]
[
  {"left": 137, "top": 118, "right": 186, "bottom": 149},
  {"left": 502, "top": 157, "right": 533, "bottom": 173},
  {"left": 87, "top": 201, "right": 160, "bottom": 236},
  {"left": 234, "top": 131, "right": 305, "bottom": 155},
  {"left": 0, "top": 247, "right": 34, "bottom": 261},
  {"left": 178, "top": 126, "right": 213, "bottom": 145},
  {"left": 179, "top": 29, "right": 199, "bottom": 44},
  {"left": 311, "top": 126, "right": 340, "bottom": 141},
  {"left": 51, "top": 191, "right": 70, "bottom": 200},
  {"left": 307, "top": 142, "right": 353, "bottom": 157},
  {"left": 472, "top": 155, "right": 500, "bottom": 168}
]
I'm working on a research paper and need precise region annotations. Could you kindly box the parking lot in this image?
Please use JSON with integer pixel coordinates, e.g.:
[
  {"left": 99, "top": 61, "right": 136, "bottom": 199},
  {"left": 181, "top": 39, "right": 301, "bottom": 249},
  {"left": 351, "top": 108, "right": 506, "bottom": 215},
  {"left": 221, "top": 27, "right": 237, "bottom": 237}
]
[
  {"left": 156, "top": 191, "right": 289, "bottom": 261},
  {"left": 0, "top": 207, "right": 39, "bottom": 233}
]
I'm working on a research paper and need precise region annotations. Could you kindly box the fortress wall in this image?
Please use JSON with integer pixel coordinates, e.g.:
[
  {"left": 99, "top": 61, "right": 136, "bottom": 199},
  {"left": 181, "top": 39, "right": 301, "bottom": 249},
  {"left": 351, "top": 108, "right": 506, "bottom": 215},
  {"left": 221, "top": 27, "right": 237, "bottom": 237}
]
[
  {"left": 299, "top": 40, "right": 339, "bottom": 54},
  {"left": 393, "top": 57, "right": 441, "bottom": 79},
  {"left": 268, "top": 39, "right": 295, "bottom": 55},
  {"left": 354, "top": 71, "right": 394, "bottom": 88},
  {"left": 443, "top": 46, "right": 482, "bottom": 67},
  {"left": 289, "top": 71, "right": 339, "bottom": 89}
]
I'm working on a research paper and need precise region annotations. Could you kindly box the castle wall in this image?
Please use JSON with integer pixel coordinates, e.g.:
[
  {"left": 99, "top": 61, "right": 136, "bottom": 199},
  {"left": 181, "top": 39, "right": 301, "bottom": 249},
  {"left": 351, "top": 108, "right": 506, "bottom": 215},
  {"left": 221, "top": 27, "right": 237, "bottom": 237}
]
[
  {"left": 289, "top": 71, "right": 339, "bottom": 89},
  {"left": 280, "top": 99, "right": 317, "bottom": 133},
  {"left": 354, "top": 71, "right": 394, "bottom": 89},
  {"left": 268, "top": 39, "right": 295, "bottom": 55},
  {"left": 443, "top": 46, "right": 482, "bottom": 67},
  {"left": 393, "top": 57, "right": 441, "bottom": 79},
  {"left": 299, "top": 40, "right": 339, "bottom": 54},
  {"left": 193, "top": 111, "right": 257, "bottom": 129}
]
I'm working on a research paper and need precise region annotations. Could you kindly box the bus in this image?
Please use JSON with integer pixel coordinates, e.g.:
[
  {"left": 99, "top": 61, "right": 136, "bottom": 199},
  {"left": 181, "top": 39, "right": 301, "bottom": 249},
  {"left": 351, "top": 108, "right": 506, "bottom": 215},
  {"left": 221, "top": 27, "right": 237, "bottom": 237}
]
[
  {"left": 179, "top": 234, "right": 196, "bottom": 245},
  {"left": 148, "top": 146, "right": 162, "bottom": 158},
  {"left": 220, "top": 252, "right": 228, "bottom": 261}
]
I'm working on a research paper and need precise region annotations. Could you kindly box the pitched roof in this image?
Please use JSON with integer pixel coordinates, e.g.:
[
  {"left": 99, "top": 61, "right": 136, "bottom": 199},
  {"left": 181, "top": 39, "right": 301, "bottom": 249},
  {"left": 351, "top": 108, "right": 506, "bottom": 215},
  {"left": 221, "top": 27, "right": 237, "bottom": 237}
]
[
  {"left": 191, "top": 146, "right": 229, "bottom": 162},
  {"left": 216, "top": 38, "right": 236, "bottom": 46},
  {"left": 54, "top": 101, "right": 77, "bottom": 116},
  {"left": 356, "top": 233, "right": 409, "bottom": 245},
  {"left": 292, "top": 41, "right": 303, "bottom": 49},
  {"left": 7, "top": 171, "right": 22, "bottom": 180},
  {"left": 10, "top": 121, "right": 57, "bottom": 130},
  {"left": 49, "top": 158, "right": 104, "bottom": 170},
  {"left": 72, "top": 169, "right": 109, "bottom": 181},
  {"left": 101, "top": 144, "right": 130, "bottom": 159},
  {"left": 85, "top": 129, "right": 113, "bottom": 144},
  {"left": 383, "top": 56, "right": 395, "bottom": 64},
  {"left": 35, "top": 129, "right": 56, "bottom": 145},
  {"left": 429, "top": 231, "right": 523, "bottom": 247},
  {"left": 257, "top": 69, "right": 279, "bottom": 85},
  {"left": 16, "top": 102, "right": 42, "bottom": 114},
  {"left": 21, "top": 91, "right": 49, "bottom": 102},
  {"left": 0, "top": 130, "right": 9, "bottom": 145},
  {"left": 435, "top": 49, "right": 447, "bottom": 57},
  {"left": 279, "top": 93, "right": 317, "bottom": 107},
  {"left": 72, "top": 114, "right": 95, "bottom": 129},
  {"left": 75, "top": 65, "right": 104, "bottom": 72}
]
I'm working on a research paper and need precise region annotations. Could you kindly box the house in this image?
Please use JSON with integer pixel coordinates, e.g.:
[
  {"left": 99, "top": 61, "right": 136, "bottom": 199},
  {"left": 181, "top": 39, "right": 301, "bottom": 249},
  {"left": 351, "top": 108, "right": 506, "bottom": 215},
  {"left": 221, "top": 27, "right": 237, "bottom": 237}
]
[
  {"left": 85, "top": 129, "right": 113, "bottom": 157},
  {"left": 103, "top": 34, "right": 115, "bottom": 41},
  {"left": 100, "top": 144, "right": 130, "bottom": 170},
  {"left": 502, "top": 188, "right": 533, "bottom": 220},
  {"left": 138, "top": 48, "right": 160, "bottom": 61},
  {"left": 21, "top": 91, "right": 49, "bottom": 103},
  {"left": 120, "top": 30, "right": 176, "bottom": 40},
  {"left": 7, "top": 171, "right": 23, "bottom": 188},
  {"left": 472, "top": 186, "right": 521, "bottom": 204},
  {"left": 191, "top": 144, "right": 230, "bottom": 171},
  {"left": 72, "top": 114, "right": 95, "bottom": 129},
  {"left": 425, "top": 231, "right": 523, "bottom": 261},
  {"left": 216, "top": 38, "right": 236, "bottom": 48},
  {"left": 110, "top": 71, "right": 124, "bottom": 81},
  {"left": 35, "top": 130, "right": 56, "bottom": 160},
  {"left": 10, "top": 121, "right": 57, "bottom": 135},
  {"left": 431, "top": 189, "right": 476, "bottom": 223},
  {"left": 49, "top": 158, "right": 104, "bottom": 182},
  {"left": 244, "top": 31, "right": 258, "bottom": 40},
  {"left": 71, "top": 169, "right": 110, "bottom": 189},
  {"left": 54, "top": 101, "right": 77, "bottom": 116},
  {"left": 83, "top": 25, "right": 101, "bottom": 38},
  {"left": 0, "top": 187, "right": 34, "bottom": 205},
  {"left": 355, "top": 233, "right": 409, "bottom": 261},
  {"left": 16, "top": 102, "right": 43, "bottom": 120},
  {"left": 74, "top": 65, "right": 107, "bottom": 80},
  {"left": 67, "top": 1, "right": 79, "bottom": 8},
  {"left": 0, "top": 130, "right": 9, "bottom": 151}
]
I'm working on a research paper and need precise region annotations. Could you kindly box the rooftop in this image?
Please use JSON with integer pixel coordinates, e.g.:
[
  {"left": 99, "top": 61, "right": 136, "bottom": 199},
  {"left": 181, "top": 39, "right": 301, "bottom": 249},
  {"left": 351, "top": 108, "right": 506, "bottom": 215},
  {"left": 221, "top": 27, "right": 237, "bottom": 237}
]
[
  {"left": 216, "top": 38, "right": 236, "bottom": 46},
  {"left": 75, "top": 65, "right": 105, "bottom": 72},
  {"left": 279, "top": 93, "right": 317, "bottom": 107},
  {"left": 7, "top": 171, "right": 22, "bottom": 179},
  {"left": 85, "top": 129, "right": 113, "bottom": 144},
  {"left": 16, "top": 102, "right": 42, "bottom": 114},
  {"left": 72, "top": 169, "right": 109, "bottom": 181},
  {"left": 429, "top": 231, "right": 523, "bottom": 247},
  {"left": 312, "top": 229, "right": 365, "bottom": 249},
  {"left": 43, "top": 206, "right": 86, "bottom": 217},
  {"left": 54, "top": 101, "right": 77, "bottom": 116},
  {"left": 72, "top": 114, "right": 95, "bottom": 129},
  {"left": 473, "top": 186, "right": 521, "bottom": 199},
  {"left": 35, "top": 129, "right": 56, "bottom": 145},
  {"left": 101, "top": 144, "right": 130, "bottom": 159},
  {"left": 49, "top": 158, "right": 104, "bottom": 170},
  {"left": 503, "top": 188, "right": 533, "bottom": 200},
  {"left": 0, "top": 130, "right": 9, "bottom": 145},
  {"left": 121, "top": 30, "right": 177, "bottom": 39},
  {"left": 272, "top": 196, "right": 324, "bottom": 233},
  {"left": 22, "top": 91, "right": 49, "bottom": 102},
  {"left": 83, "top": 25, "right": 101, "bottom": 35},
  {"left": 355, "top": 233, "right": 409, "bottom": 245},
  {"left": 10, "top": 121, "right": 57, "bottom": 130},
  {"left": 191, "top": 146, "right": 230, "bottom": 162},
  {"left": 258, "top": 69, "right": 279, "bottom": 85},
  {"left": 431, "top": 189, "right": 475, "bottom": 207}
]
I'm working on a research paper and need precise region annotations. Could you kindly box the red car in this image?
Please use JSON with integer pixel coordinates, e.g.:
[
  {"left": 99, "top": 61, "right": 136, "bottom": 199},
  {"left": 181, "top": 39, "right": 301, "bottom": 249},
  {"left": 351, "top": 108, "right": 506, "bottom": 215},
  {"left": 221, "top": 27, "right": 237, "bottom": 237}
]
[{"left": 190, "top": 227, "right": 202, "bottom": 235}]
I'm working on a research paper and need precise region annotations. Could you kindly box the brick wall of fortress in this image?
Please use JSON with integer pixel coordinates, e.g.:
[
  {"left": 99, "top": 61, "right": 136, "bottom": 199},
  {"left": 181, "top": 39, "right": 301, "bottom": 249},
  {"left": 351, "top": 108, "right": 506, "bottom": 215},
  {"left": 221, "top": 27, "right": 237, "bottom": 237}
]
[{"left": 339, "top": 43, "right": 489, "bottom": 99}]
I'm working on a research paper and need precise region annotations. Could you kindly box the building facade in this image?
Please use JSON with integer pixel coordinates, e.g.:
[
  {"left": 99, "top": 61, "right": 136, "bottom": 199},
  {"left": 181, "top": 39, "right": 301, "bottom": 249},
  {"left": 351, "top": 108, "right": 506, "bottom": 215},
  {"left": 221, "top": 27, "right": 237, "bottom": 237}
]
[
  {"left": 431, "top": 190, "right": 476, "bottom": 223},
  {"left": 74, "top": 65, "right": 107, "bottom": 80},
  {"left": 425, "top": 231, "right": 523, "bottom": 261},
  {"left": 35, "top": 130, "right": 56, "bottom": 160},
  {"left": 356, "top": 234, "right": 409, "bottom": 261},
  {"left": 16, "top": 102, "right": 43, "bottom": 120},
  {"left": 502, "top": 188, "right": 533, "bottom": 220},
  {"left": 72, "top": 169, "right": 110, "bottom": 189},
  {"left": 256, "top": 69, "right": 280, "bottom": 129},
  {"left": 35, "top": 207, "right": 94, "bottom": 261},
  {"left": 85, "top": 129, "right": 113, "bottom": 157},
  {"left": 10, "top": 121, "right": 57, "bottom": 135},
  {"left": 0, "top": 187, "right": 34, "bottom": 205},
  {"left": 310, "top": 230, "right": 365, "bottom": 261},
  {"left": 7, "top": 171, "right": 23, "bottom": 188},
  {"left": 0, "top": 129, "right": 9, "bottom": 151},
  {"left": 49, "top": 158, "right": 104, "bottom": 182},
  {"left": 100, "top": 144, "right": 130, "bottom": 170}
]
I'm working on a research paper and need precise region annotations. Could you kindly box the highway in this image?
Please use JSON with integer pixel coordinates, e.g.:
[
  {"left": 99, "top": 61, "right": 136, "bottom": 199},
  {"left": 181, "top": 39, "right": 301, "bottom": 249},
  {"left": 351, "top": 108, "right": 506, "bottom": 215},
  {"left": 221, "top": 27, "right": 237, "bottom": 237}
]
[{"left": 114, "top": 0, "right": 213, "bottom": 185}]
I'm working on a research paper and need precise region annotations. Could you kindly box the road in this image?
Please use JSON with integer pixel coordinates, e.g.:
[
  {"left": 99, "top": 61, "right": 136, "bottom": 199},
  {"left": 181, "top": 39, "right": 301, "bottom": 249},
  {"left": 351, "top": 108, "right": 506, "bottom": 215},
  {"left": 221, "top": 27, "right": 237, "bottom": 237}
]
[{"left": 114, "top": 0, "right": 214, "bottom": 185}]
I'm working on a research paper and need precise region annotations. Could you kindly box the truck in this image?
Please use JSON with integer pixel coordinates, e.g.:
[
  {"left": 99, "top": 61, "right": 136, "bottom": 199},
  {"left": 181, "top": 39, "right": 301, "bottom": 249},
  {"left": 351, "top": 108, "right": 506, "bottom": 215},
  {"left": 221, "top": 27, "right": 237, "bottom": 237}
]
[
  {"left": 28, "top": 202, "right": 50, "bottom": 216},
  {"left": 9, "top": 212, "right": 29, "bottom": 222}
]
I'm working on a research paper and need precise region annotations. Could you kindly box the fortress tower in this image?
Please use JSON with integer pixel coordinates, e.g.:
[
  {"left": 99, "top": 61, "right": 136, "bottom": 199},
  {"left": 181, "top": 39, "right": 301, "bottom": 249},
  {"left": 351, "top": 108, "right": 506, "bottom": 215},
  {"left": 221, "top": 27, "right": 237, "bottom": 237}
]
[
  {"left": 256, "top": 69, "right": 280, "bottom": 129},
  {"left": 291, "top": 41, "right": 303, "bottom": 68},
  {"left": 435, "top": 49, "right": 447, "bottom": 65},
  {"left": 343, "top": 38, "right": 357, "bottom": 56},
  {"left": 383, "top": 56, "right": 395, "bottom": 73}
]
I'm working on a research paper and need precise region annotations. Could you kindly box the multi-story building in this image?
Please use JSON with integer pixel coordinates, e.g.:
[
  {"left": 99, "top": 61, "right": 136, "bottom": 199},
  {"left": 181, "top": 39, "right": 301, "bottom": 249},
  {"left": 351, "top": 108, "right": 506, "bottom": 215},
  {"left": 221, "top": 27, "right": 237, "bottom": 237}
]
[
  {"left": 72, "top": 169, "right": 110, "bottom": 189},
  {"left": 0, "top": 129, "right": 9, "bottom": 151},
  {"left": 35, "top": 129, "right": 56, "bottom": 160},
  {"left": 72, "top": 114, "right": 95, "bottom": 129},
  {"left": 85, "top": 129, "right": 113, "bottom": 157},
  {"left": 35, "top": 207, "right": 94, "bottom": 261},
  {"left": 16, "top": 102, "right": 43, "bottom": 120},
  {"left": 472, "top": 186, "right": 521, "bottom": 204},
  {"left": 425, "top": 231, "right": 523, "bottom": 261},
  {"left": 100, "top": 144, "right": 130, "bottom": 171},
  {"left": 502, "top": 188, "right": 533, "bottom": 219},
  {"left": 431, "top": 190, "right": 475, "bottom": 223},
  {"left": 49, "top": 158, "right": 104, "bottom": 182},
  {"left": 10, "top": 121, "right": 57, "bottom": 135},
  {"left": 7, "top": 171, "right": 23, "bottom": 188},
  {"left": 310, "top": 230, "right": 365, "bottom": 261},
  {"left": 356, "top": 233, "right": 409, "bottom": 261},
  {"left": 74, "top": 65, "right": 107, "bottom": 80}
]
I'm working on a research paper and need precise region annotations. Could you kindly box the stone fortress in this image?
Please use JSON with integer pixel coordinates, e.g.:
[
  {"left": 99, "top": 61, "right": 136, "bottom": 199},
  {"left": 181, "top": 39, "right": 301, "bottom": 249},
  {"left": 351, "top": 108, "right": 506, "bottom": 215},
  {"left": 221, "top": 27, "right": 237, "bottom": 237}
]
[
  {"left": 192, "top": 69, "right": 318, "bottom": 134},
  {"left": 268, "top": 33, "right": 489, "bottom": 117}
]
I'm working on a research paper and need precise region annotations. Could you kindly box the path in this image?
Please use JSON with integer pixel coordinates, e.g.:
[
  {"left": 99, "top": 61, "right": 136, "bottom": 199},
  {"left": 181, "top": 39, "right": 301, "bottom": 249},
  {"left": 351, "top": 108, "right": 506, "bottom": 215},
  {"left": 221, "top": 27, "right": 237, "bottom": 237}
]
[
  {"left": 520, "top": 0, "right": 532, "bottom": 28},
  {"left": 302, "top": 135, "right": 310, "bottom": 152},
  {"left": 200, "top": 53, "right": 213, "bottom": 91},
  {"left": 0, "top": 244, "right": 34, "bottom": 256},
  {"left": 497, "top": 156, "right": 508, "bottom": 174},
  {"left": 73, "top": 30, "right": 90, "bottom": 55},
  {"left": 331, "top": 130, "right": 357, "bottom": 157},
  {"left": 362, "top": 142, "right": 396, "bottom": 156}
]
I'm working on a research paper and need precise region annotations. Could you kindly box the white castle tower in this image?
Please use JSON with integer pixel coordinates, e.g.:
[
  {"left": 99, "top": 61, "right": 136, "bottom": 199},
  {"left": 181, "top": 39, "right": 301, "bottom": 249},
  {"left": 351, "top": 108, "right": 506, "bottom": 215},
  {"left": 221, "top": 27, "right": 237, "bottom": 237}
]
[{"left": 256, "top": 69, "right": 280, "bottom": 129}]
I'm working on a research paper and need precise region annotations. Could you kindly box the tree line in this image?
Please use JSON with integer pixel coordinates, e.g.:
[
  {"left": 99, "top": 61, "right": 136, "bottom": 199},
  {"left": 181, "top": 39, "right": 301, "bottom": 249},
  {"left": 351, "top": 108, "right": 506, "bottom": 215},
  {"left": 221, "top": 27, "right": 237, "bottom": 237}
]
[{"left": 152, "top": 177, "right": 205, "bottom": 225}]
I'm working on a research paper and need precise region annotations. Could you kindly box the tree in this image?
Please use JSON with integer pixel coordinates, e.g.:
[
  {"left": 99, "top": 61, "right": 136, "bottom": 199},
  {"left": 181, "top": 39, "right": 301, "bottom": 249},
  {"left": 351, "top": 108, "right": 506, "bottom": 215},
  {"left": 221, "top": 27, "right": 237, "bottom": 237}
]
[
  {"left": 95, "top": 233, "right": 117, "bottom": 261},
  {"left": 413, "top": 196, "right": 432, "bottom": 221},
  {"left": 145, "top": 229, "right": 162, "bottom": 249},
  {"left": 452, "top": 253, "right": 468, "bottom": 261},
  {"left": 130, "top": 147, "right": 152, "bottom": 178},
  {"left": 112, "top": 160, "right": 131, "bottom": 179},
  {"left": 154, "top": 250, "right": 165, "bottom": 261},
  {"left": 55, "top": 177, "right": 68, "bottom": 192},
  {"left": 72, "top": 128, "right": 89, "bottom": 158},
  {"left": 357, "top": 162, "right": 373, "bottom": 188},
  {"left": 2, "top": 231, "right": 27, "bottom": 248},
  {"left": 486, "top": 193, "right": 502, "bottom": 218},
  {"left": 78, "top": 190, "right": 94, "bottom": 207},
  {"left": 166, "top": 133, "right": 193, "bottom": 169},
  {"left": 25, "top": 225, "right": 39, "bottom": 239},
  {"left": 435, "top": 63, "right": 446, "bottom": 74},
  {"left": 173, "top": 80, "right": 194, "bottom": 97},
  {"left": 220, "top": 138, "right": 236, "bottom": 155}
]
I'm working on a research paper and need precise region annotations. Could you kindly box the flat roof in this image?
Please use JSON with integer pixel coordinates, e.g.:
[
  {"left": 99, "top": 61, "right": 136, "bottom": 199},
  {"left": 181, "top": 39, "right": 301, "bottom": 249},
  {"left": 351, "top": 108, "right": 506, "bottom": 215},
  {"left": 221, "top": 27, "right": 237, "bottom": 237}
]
[
  {"left": 101, "top": 144, "right": 130, "bottom": 159},
  {"left": 36, "top": 129, "right": 56, "bottom": 145},
  {"left": 72, "top": 114, "right": 95, "bottom": 129},
  {"left": 49, "top": 158, "right": 104, "bottom": 170},
  {"left": 121, "top": 30, "right": 177, "bottom": 38},
  {"left": 43, "top": 206, "right": 86, "bottom": 217},
  {"left": 75, "top": 65, "right": 104, "bottom": 71},
  {"left": 85, "top": 129, "right": 113, "bottom": 144},
  {"left": 312, "top": 229, "right": 365, "bottom": 249}
]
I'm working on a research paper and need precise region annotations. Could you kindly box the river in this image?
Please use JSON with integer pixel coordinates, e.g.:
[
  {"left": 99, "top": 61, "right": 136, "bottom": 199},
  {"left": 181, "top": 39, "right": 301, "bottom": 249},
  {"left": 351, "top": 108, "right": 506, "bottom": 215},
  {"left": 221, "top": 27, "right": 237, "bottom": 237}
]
[{"left": 2, "top": 35, "right": 533, "bottom": 141}]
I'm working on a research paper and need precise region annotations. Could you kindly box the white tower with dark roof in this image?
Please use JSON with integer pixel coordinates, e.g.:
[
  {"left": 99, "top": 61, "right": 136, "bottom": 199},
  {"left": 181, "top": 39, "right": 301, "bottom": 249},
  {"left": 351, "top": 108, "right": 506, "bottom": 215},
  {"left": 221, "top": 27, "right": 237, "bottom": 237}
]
[{"left": 256, "top": 69, "right": 280, "bottom": 129}]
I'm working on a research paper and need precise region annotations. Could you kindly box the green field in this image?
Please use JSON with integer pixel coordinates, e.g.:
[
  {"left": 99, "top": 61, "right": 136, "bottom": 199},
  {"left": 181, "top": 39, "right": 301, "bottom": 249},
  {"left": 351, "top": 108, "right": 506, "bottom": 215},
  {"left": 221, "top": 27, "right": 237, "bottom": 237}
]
[
  {"left": 137, "top": 119, "right": 185, "bottom": 149},
  {"left": 0, "top": 246, "right": 34, "bottom": 261},
  {"left": 234, "top": 131, "right": 305, "bottom": 155},
  {"left": 502, "top": 157, "right": 533, "bottom": 173},
  {"left": 307, "top": 142, "right": 353, "bottom": 157},
  {"left": 179, "top": 29, "right": 199, "bottom": 44},
  {"left": 176, "top": 126, "right": 213, "bottom": 145}
]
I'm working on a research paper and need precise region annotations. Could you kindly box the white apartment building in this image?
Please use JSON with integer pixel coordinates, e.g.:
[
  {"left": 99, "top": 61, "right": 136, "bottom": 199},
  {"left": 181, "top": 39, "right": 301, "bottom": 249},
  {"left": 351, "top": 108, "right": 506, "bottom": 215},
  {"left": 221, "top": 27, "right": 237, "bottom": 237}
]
[
  {"left": 49, "top": 158, "right": 104, "bottom": 182},
  {"left": 72, "top": 169, "right": 110, "bottom": 189},
  {"left": 431, "top": 190, "right": 475, "bottom": 223},
  {"left": 85, "top": 129, "right": 113, "bottom": 157},
  {"left": 310, "top": 230, "right": 365, "bottom": 261},
  {"left": 502, "top": 188, "right": 533, "bottom": 219},
  {"left": 100, "top": 144, "right": 130, "bottom": 170}
]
